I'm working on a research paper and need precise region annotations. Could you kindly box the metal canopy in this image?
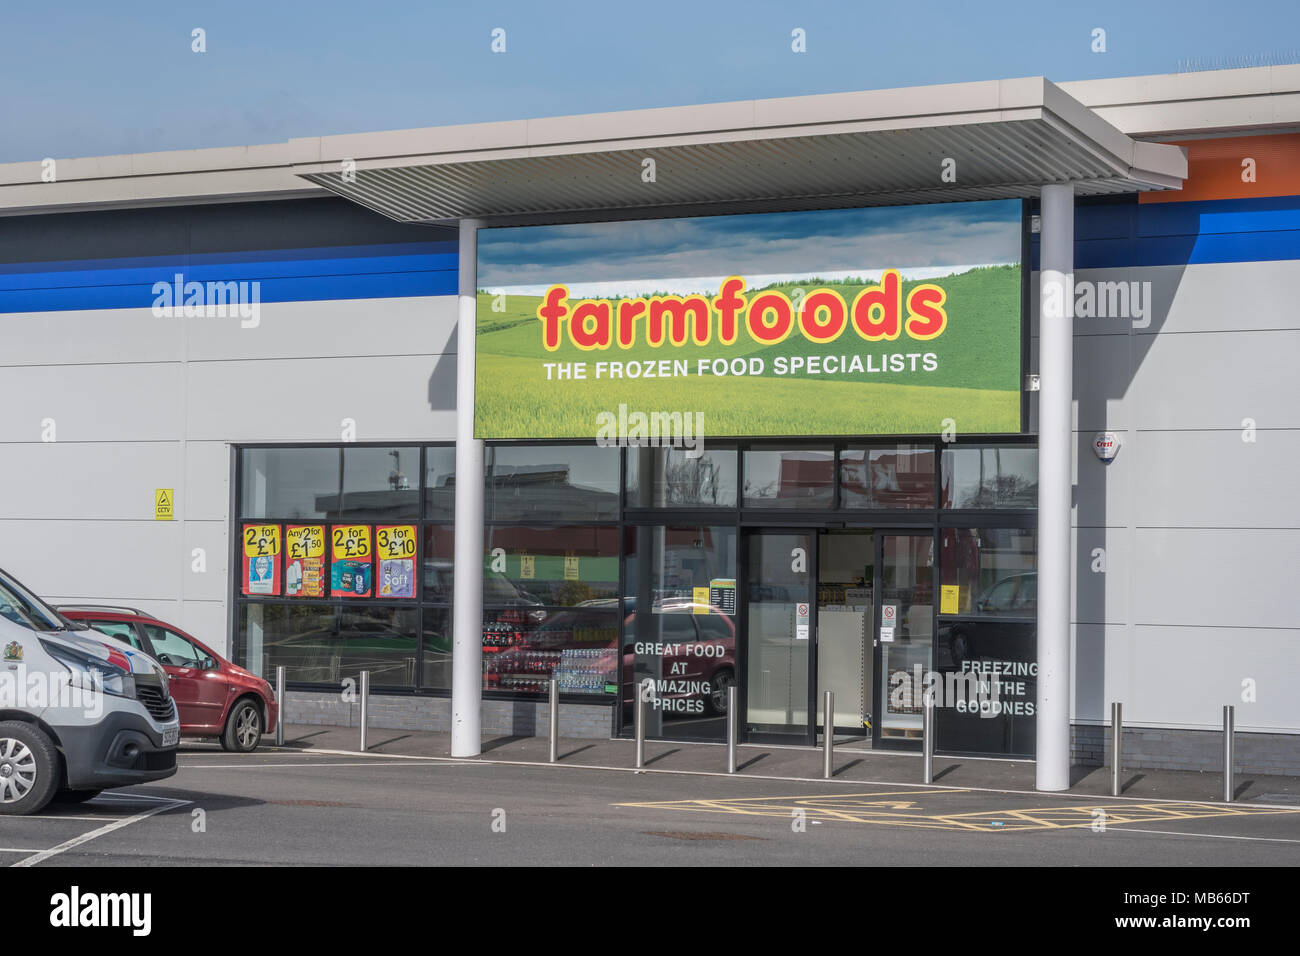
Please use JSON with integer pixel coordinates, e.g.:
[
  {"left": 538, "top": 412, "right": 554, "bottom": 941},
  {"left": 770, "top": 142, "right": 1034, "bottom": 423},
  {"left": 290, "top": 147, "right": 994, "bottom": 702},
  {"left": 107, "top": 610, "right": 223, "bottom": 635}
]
[{"left": 294, "top": 77, "right": 1187, "bottom": 223}]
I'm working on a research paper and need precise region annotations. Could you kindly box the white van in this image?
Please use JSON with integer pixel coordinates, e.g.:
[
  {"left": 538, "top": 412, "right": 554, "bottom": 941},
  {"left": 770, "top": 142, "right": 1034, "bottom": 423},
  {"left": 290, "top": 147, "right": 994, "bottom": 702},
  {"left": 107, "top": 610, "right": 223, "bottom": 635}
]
[{"left": 0, "top": 568, "right": 180, "bottom": 815}]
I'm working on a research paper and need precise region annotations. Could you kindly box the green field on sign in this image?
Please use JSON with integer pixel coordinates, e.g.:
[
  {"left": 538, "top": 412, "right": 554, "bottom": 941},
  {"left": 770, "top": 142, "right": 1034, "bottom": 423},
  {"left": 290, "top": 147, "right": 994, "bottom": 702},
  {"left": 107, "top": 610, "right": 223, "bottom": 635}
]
[{"left": 474, "top": 265, "right": 1021, "bottom": 438}]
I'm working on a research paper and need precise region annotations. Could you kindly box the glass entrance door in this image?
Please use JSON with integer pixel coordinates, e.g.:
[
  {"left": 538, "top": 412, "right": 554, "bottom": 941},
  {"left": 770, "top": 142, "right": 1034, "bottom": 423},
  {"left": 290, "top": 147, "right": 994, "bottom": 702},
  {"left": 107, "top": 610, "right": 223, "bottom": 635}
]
[
  {"left": 875, "top": 532, "right": 935, "bottom": 747},
  {"left": 743, "top": 530, "right": 815, "bottom": 742}
]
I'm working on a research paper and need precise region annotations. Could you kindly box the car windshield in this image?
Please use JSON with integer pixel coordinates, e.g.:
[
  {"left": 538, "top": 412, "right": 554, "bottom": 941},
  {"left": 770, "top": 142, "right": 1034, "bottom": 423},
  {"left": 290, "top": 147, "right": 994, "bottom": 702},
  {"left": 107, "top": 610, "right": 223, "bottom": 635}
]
[{"left": 0, "top": 569, "right": 68, "bottom": 632}]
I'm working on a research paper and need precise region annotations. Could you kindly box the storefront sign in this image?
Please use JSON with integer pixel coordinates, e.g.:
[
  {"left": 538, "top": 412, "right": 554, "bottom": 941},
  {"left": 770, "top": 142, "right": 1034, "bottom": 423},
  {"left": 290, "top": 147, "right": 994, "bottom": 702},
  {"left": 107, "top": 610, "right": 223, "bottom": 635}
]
[
  {"left": 285, "top": 525, "right": 325, "bottom": 598},
  {"left": 476, "top": 200, "right": 1023, "bottom": 438},
  {"left": 241, "top": 524, "right": 280, "bottom": 596}
]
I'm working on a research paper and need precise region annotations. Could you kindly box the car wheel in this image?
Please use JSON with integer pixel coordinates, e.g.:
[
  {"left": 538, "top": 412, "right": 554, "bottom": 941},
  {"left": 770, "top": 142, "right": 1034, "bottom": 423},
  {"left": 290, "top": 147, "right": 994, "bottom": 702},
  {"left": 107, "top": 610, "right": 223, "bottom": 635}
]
[
  {"left": 221, "top": 700, "right": 263, "bottom": 753},
  {"left": 707, "top": 668, "right": 735, "bottom": 716},
  {"left": 0, "top": 721, "right": 60, "bottom": 815},
  {"left": 52, "top": 788, "right": 103, "bottom": 804}
]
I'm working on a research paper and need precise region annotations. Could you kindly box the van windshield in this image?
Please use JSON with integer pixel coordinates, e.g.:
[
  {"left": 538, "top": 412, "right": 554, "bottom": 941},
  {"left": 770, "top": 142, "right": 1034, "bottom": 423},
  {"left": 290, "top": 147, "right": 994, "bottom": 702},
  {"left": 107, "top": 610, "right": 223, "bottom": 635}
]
[{"left": 0, "top": 570, "right": 68, "bottom": 632}]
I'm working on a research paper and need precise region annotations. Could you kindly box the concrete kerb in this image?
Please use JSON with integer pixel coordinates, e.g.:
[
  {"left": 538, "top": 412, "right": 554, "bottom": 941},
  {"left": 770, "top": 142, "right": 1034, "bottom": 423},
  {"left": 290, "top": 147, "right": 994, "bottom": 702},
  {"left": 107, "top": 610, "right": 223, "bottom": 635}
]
[{"left": 247, "top": 739, "right": 1300, "bottom": 811}]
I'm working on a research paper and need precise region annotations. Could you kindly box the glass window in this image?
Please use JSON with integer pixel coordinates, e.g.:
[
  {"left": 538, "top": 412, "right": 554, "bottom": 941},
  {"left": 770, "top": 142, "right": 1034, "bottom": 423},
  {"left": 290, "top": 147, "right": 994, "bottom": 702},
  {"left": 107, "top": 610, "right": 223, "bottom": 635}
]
[
  {"left": 940, "top": 446, "right": 1037, "bottom": 509},
  {"left": 143, "top": 625, "right": 204, "bottom": 667},
  {"left": 337, "top": 446, "right": 420, "bottom": 519},
  {"left": 422, "top": 525, "right": 455, "bottom": 603},
  {"left": 424, "top": 446, "right": 456, "bottom": 519},
  {"left": 626, "top": 446, "right": 738, "bottom": 508},
  {"left": 485, "top": 444, "right": 620, "bottom": 522},
  {"left": 743, "top": 447, "right": 833, "bottom": 508},
  {"left": 247, "top": 604, "right": 418, "bottom": 687},
  {"left": 481, "top": 525, "right": 619, "bottom": 607},
  {"left": 939, "top": 528, "right": 1037, "bottom": 617},
  {"left": 421, "top": 607, "right": 452, "bottom": 690},
  {"left": 839, "top": 445, "right": 936, "bottom": 508},
  {"left": 241, "top": 448, "right": 340, "bottom": 519},
  {"left": 623, "top": 524, "right": 738, "bottom": 740},
  {"left": 482, "top": 607, "right": 618, "bottom": 696},
  {"left": 85, "top": 620, "right": 147, "bottom": 651}
]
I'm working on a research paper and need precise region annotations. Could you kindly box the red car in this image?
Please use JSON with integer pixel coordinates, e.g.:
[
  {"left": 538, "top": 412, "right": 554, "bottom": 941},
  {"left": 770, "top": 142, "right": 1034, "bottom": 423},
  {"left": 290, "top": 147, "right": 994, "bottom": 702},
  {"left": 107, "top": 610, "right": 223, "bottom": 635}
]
[{"left": 58, "top": 605, "right": 278, "bottom": 752}]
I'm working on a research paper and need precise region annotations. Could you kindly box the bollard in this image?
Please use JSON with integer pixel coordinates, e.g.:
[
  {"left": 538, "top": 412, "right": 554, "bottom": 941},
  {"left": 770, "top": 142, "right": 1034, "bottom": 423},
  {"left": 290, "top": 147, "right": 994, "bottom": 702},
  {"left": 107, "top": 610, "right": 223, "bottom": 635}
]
[
  {"left": 1110, "top": 702, "right": 1123, "bottom": 797},
  {"left": 1223, "top": 705, "right": 1235, "bottom": 802},
  {"left": 635, "top": 678, "right": 649, "bottom": 769},
  {"left": 726, "top": 685, "right": 738, "bottom": 774},
  {"left": 275, "top": 665, "right": 285, "bottom": 747},
  {"left": 358, "top": 670, "right": 370, "bottom": 753},
  {"left": 548, "top": 679, "right": 559, "bottom": 763},
  {"left": 922, "top": 692, "right": 934, "bottom": 785},
  {"left": 822, "top": 691, "right": 834, "bottom": 779}
]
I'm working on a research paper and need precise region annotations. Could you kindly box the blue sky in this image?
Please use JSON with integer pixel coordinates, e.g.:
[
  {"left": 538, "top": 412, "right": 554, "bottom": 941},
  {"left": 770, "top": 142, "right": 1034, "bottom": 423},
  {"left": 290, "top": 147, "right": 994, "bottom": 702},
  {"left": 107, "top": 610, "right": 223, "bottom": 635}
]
[
  {"left": 2, "top": 0, "right": 1298, "bottom": 164},
  {"left": 478, "top": 200, "right": 1022, "bottom": 295}
]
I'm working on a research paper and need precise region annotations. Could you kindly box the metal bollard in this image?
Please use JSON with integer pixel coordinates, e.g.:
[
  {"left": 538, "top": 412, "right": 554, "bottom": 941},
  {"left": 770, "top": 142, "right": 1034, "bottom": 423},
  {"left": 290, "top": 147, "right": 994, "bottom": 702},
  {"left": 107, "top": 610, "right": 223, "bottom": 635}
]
[
  {"left": 922, "top": 693, "right": 934, "bottom": 784},
  {"left": 634, "top": 678, "right": 649, "bottom": 769},
  {"left": 275, "top": 666, "right": 285, "bottom": 747},
  {"left": 1110, "top": 702, "right": 1123, "bottom": 797},
  {"left": 548, "top": 679, "right": 559, "bottom": 763},
  {"left": 1223, "top": 705, "right": 1235, "bottom": 802},
  {"left": 822, "top": 691, "right": 834, "bottom": 779},
  {"left": 358, "top": 670, "right": 370, "bottom": 753},
  {"left": 726, "top": 685, "right": 738, "bottom": 774}
]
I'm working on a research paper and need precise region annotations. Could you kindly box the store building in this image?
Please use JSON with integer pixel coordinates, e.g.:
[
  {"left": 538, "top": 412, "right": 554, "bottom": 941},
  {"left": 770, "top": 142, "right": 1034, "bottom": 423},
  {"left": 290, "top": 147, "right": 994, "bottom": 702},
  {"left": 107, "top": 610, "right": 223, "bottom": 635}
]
[{"left": 2, "top": 67, "right": 1298, "bottom": 785}]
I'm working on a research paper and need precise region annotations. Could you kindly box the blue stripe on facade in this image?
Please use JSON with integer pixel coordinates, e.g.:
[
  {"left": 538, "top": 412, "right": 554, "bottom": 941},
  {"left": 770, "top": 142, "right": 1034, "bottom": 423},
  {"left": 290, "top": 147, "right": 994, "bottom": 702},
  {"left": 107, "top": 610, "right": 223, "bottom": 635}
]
[
  {"left": 0, "top": 243, "right": 458, "bottom": 313},
  {"left": 1034, "top": 195, "right": 1300, "bottom": 269}
]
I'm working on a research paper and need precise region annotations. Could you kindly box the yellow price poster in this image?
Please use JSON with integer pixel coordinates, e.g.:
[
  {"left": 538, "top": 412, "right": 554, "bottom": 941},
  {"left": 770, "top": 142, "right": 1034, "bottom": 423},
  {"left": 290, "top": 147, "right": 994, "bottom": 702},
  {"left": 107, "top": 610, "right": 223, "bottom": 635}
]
[
  {"left": 940, "top": 585, "right": 961, "bottom": 615},
  {"left": 242, "top": 525, "right": 281, "bottom": 558},
  {"left": 375, "top": 525, "right": 417, "bottom": 559},
  {"left": 242, "top": 524, "right": 281, "bottom": 596},
  {"left": 285, "top": 525, "right": 325, "bottom": 560},
  {"left": 564, "top": 555, "right": 580, "bottom": 580},
  {"left": 331, "top": 525, "right": 372, "bottom": 560},
  {"left": 692, "top": 586, "right": 710, "bottom": 614},
  {"left": 520, "top": 555, "right": 535, "bottom": 579}
]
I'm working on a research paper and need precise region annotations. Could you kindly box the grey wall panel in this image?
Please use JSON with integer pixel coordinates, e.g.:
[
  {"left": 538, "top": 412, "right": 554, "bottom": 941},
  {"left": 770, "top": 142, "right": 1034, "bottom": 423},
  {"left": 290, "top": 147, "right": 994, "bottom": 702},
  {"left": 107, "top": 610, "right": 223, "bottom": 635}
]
[
  {"left": 1143, "top": 259, "right": 1300, "bottom": 336},
  {"left": 1073, "top": 527, "right": 1130, "bottom": 625},
  {"left": 184, "top": 440, "right": 232, "bottom": 522},
  {"left": 184, "top": 295, "right": 457, "bottom": 361},
  {"left": 1130, "top": 329, "right": 1300, "bottom": 430},
  {"left": 1072, "top": 333, "right": 1133, "bottom": 431},
  {"left": 179, "top": 599, "right": 231, "bottom": 656},
  {"left": 1, "top": 519, "right": 184, "bottom": 603},
  {"left": 1128, "top": 624, "right": 1299, "bottom": 732},
  {"left": 0, "top": 441, "right": 181, "bottom": 520},
  {"left": 1133, "top": 527, "right": 1300, "bottom": 629},
  {"left": 2, "top": 308, "right": 184, "bottom": 365},
  {"left": 185, "top": 355, "right": 458, "bottom": 442},
  {"left": 1134, "top": 428, "right": 1300, "bottom": 529},
  {"left": 183, "top": 519, "right": 228, "bottom": 603},
  {"left": 1071, "top": 623, "right": 1113, "bottom": 723},
  {"left": 0, "top": 363, "right": 185, "bottom": 442}
]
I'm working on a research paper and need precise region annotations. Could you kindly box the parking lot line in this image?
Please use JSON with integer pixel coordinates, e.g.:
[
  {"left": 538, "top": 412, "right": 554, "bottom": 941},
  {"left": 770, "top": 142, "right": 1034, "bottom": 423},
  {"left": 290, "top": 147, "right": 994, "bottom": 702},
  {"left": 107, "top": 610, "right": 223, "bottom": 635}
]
[{"left": 10, "top": 797, "right": 190, "bottom": 868}]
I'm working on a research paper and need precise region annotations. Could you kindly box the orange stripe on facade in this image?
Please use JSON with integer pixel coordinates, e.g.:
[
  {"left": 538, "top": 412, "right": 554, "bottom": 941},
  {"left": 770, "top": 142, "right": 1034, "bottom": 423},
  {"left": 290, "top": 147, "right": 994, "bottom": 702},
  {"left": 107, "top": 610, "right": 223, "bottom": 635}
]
[{"left": 1141, "top": 133, "right": 1300, "bottom": 203}]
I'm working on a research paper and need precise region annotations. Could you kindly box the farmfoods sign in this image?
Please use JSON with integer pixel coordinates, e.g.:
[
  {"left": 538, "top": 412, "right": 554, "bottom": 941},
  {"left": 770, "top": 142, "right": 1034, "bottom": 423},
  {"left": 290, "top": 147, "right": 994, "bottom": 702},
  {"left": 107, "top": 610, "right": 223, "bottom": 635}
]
[{"left": 475, "top": 199, "right": 1023, "bottom": 438}]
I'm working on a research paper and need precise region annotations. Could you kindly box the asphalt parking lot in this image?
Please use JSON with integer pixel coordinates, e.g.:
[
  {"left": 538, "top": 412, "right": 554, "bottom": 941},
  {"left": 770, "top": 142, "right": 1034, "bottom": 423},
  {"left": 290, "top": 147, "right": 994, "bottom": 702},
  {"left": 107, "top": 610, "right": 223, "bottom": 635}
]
[{"left": 4, "top": 742, "right": 1299, "bottom": 867}]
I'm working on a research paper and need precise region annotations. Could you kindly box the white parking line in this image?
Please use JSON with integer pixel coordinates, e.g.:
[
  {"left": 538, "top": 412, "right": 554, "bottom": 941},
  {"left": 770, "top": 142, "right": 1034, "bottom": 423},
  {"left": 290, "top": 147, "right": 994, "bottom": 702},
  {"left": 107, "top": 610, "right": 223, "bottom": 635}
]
[
  {"left": 10, "top": 797, "right": 190, "bottom": 868},
  {"left": 180, "top": 760, "right": 479, "bottom": 769},
  {"left": 0, "top": 848, "right": 43, "bottom": 853},
  {"left": 1113, "top": 826, "right": 1300, "bottom": 845}
]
